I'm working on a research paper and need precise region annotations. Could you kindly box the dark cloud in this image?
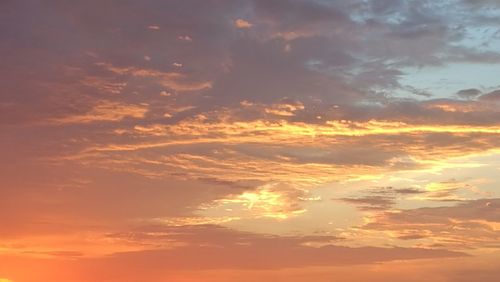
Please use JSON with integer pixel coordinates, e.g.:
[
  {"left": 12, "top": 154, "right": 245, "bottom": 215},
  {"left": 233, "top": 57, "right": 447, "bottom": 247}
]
[
  {"left": 393, "top": 188, "right": 426, "bottom": 194},
  {"left": 394, "top": 198, "right": 500, "bottom": 222},
  {"left": 456, "top": 88, "right": 482, "bottom": 99}
]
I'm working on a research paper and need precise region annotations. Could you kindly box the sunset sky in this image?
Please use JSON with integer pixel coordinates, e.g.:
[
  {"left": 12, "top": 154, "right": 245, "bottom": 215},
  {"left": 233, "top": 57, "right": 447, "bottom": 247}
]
[{"left": 1, "top": 1, "right": 500, "bottom": 281}]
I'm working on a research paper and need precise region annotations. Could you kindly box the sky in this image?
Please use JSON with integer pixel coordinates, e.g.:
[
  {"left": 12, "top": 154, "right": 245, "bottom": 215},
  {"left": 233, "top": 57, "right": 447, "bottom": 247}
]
[{"left": 1, "top": 0, "right": 500, "bottom": 281}]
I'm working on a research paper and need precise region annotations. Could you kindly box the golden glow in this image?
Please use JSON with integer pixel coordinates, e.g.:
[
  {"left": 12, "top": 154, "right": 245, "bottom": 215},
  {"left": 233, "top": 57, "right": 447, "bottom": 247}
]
[
  {"left": 214, "top": 184, "right": 306, "bottom": 219},
  {"left": 96, "top": 118, "right": 500, "bottom": 147}
]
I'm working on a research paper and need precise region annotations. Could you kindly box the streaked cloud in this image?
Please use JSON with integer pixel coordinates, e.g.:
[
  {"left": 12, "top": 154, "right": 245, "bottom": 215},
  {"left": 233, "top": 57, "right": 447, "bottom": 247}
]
[
  {"left": 361, "top": 198, "right": 500, "bottom": 249},
  {"left": 49, "top": 100, "right": 148, "bottom": 124}
]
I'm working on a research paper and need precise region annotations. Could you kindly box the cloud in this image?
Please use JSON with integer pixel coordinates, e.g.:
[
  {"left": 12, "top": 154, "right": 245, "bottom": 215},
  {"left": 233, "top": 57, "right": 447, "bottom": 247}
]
[
  {"left": 98, "top": 238, "right": 463, "bottom": 271},
  {"left": 208, "top": 183, "right": 310, "bottom": 219},
  {"left": 479, "top": 90, "right": 500, "bottom": 102},
  {"left": 96, "top": 62, "right": 212, "bottom": 92},
  {"left": 337, "top": 196, "right": 395, "bottom": 211},
  {"left": 1, "top": 1, "right": 500, "bottom": 280},
  {"left": 334, "top": 186, "right": 427, "bottom": 211},
  {"left": 0, "top": 224, "right": 467, "bottom": 282},
  {"left": 361, "top": 198, "right": 500, "bottom": 248},
  {"left": 235, "top": 19, "right": 253, "bottom": 28},
  {"left": 49, "top": 100, "right": 148, "bottom": 124},
  {"left": 393, "top": 188, "right": 426, "bottom": 194},
  {"left": 456, "top": 88, "right": 482, "bottom": 99},
  {"left": 61, "top": 113, "right": 499, "bottom": 187},
  {"left": 420, "top": 179, "right": 472, "bottom": 201}
]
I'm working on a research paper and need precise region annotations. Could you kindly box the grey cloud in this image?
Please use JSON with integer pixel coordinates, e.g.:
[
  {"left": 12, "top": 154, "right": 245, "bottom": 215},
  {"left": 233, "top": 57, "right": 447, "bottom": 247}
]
[
  {"left": 393, "top": 188, "right": 426, "bottom": 194},
  {"left": 456, "top": 88, "right": 482, "bottom": 99}
]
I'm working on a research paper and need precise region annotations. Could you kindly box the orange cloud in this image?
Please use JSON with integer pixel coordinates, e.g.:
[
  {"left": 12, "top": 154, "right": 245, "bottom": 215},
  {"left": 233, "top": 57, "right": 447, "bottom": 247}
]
[
  {"left": 96, "top": 62, "right": 213, "bottom": 92},
  {"left": 235, "top": 19, "right": 253, "bottom": 28},
  {"left": 49, "top": 100, "right": 148, "bottom": 124}
]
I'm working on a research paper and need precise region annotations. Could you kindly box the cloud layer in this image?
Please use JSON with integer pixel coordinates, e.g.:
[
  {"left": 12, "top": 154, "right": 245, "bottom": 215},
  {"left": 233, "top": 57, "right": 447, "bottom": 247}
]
[{"left": 1, "top": 0, "right": 500, "bottom": 281}]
